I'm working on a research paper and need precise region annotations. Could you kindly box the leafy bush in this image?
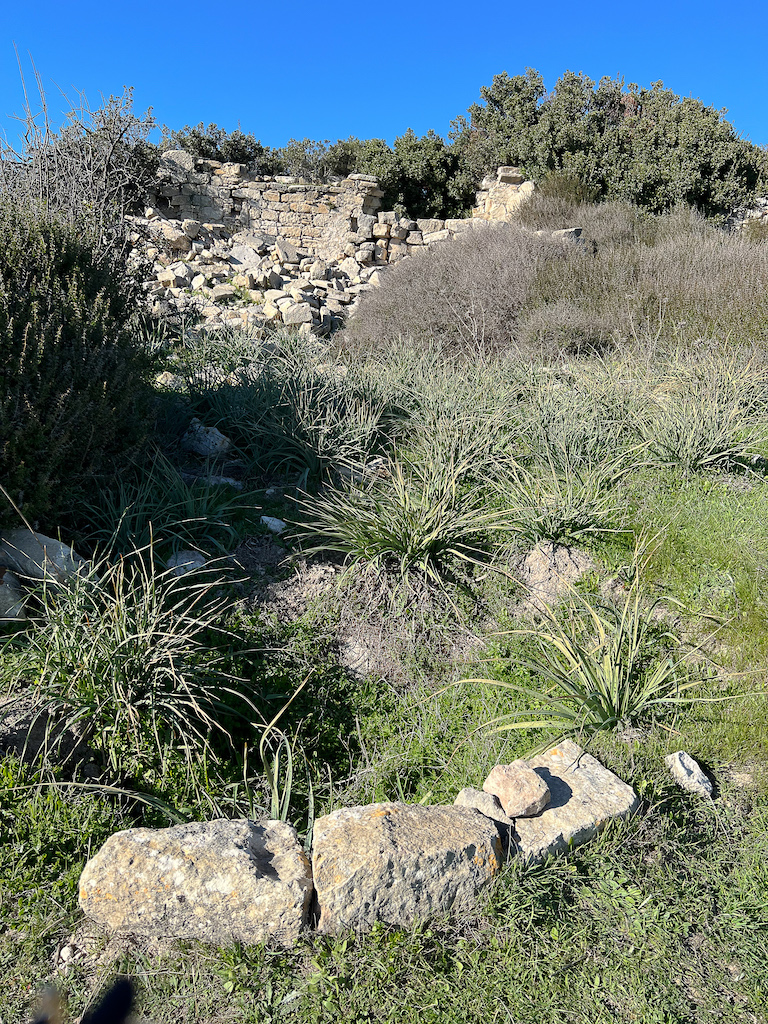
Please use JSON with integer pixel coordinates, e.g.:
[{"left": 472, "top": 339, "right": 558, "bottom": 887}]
[
  {"left": 451, "top": 69, "right": 763, "bottom": 219},
  {"left": 161, "top": 121, "right": 282, "bottom": 173},
  {"left": 0, "top": 203, "right": 153, "bottom": 528},
  {"left": 344, "top": 223, "right": 564, "bottom": 356}
]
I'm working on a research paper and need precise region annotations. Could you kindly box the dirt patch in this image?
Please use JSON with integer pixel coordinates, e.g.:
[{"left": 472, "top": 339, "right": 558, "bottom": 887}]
[
  {"left": 0, "top": 690, "right": 88, "bottom": 765},
  {"left": 515, "top": 542, "right": 595, "bottom": 616},
  {"left": 230, "top": 534, "right": 287, "bottom": 575}
]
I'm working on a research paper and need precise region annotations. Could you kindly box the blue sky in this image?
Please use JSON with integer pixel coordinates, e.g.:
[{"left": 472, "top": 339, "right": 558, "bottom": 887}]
[{"left": 2, "top": 0, "right": 766, "bottom": 149}]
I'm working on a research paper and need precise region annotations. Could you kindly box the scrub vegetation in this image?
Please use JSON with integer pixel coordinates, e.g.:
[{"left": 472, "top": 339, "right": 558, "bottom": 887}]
[{"left": 1, "top": 76, "right": 768, "bottom": 1024}]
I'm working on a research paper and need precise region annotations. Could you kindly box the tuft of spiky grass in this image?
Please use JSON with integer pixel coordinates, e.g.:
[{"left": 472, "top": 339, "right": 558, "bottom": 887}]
[
  {"left": 473, "top": 567, "right": 708, "bottom": 742},
  {"left": 293, "top": 446, "right": 505, "bottom": 590},
  {"left": 72, "top": 450, "right": 257, "bottom": 558},
  {"left": 638, "top": 363, "right": 767, "bottom": 474},
  {"left": 499, "top": 452, "right": 626, "bottom": 547},
  {"left": 13, "top": 546, "right": 261, "bottom": 782}
]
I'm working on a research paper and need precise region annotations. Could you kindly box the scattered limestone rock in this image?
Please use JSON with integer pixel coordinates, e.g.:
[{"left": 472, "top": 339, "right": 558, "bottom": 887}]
[
  {"left": 483, "top": 761, "right": 551, "bottom": 818},
  {"left": 79, "top": 819, "right": 312, "bottom": 947},
  {"left": 665, "top": 750, "right": 714, "bottom": 798},
  {"left": 312, "top": 803, "right": 504, "bottom": 935},
  {"left": 165, "top": 550, "right": 206, "bottom": 576},
  {"left": 181, "top": 418, "right": 232, "bottom": 457},
  {"left": 512, "top": 741, "right": 639, "bottom": 862},
  {"left": 454, "top": 787, "right": 514, "bottom": 829},
  {"left": 0, "top": 530, "right": 85, "bottom": 583},
  {"left": 261, "top": 516, "right": 287, "bottom": 535}
]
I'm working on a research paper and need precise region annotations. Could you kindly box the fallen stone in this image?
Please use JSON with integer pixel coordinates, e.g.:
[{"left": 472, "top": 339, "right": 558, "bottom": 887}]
[
  {"left": 165, "top": 550, "right": 206, "bottom": 576},
  {"left": 454, "top": 787, "right": 514, "bottom": 830},
  {"left": 212, "top": 284, "right": 236, "bottom": 302},
  {"left": 79, "top": 819, "right": 312, "bottom": 947},
  {"left": 665, "top": 750, "right": 714, "bottom": 798},
  {"left": 276, "top": 238, "right": 299, "bottom": 264},
  {"left": 512, "top": 741, "right": 639, "bottom": 862},
  {"left": 483, "top": 761, "right": 551, "bottom": 817},
  {"left": 261, "top": 516, "right": 287, "bottom": 535},
  {"left": 312, "top": 803, "right": 504, "bottom": 935},
  {"left": 0, "top": 530, "right": 85, "bottom": 583},
  {"left": 181, "top": 418, "right": 232, "bottom": 457},
  {"left": 182, "top": 218, "right": 201, "bottom": 239},
  {"left": 551, "top": 227, "right": 583, "bottom": 243}
]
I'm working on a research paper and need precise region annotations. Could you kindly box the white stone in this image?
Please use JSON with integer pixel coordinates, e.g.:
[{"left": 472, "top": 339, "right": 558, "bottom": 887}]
[
  {"left": 665, "top": 751, "right": 714, "bottom": 798},
  {"left": 181, "top": 419, "right": 232, "bottom": 457},
  {"left": 261, "top": 516, "right": 287, "bottom": 534}
]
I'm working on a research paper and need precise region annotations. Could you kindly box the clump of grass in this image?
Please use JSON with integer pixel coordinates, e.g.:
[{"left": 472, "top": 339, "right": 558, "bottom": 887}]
[
  {"left": 475, "top": 565, "right": 707, "bottom": 741},
  {"left": 638, "top": 362, "right": 767, "bottom": 474},
  {"left": 294, "top": 446, "right": 504, "bottom": 591},
  {"left": 499, "top": 453, "right": 625, "bottom": 547},
  {"left": 186, "top": 336, "right": 396, "bottom": 488},
  {"left": 13, "top": 547, "right": 261, "bottom": 783},
  {"left": 71, "top": 450, "right": 257, "bottom": 558}
]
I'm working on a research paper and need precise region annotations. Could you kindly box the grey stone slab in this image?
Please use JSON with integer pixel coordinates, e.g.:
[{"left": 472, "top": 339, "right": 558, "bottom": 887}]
[{"left": 511, "top": 741, "right": 639, "bottom": 862}]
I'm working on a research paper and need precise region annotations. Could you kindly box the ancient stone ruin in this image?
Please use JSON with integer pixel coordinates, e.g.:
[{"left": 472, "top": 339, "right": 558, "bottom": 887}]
[
  {"left": 130, "top": 155, "right": 576, "bottom": 337},
  {"left": 78, "top": 740, "right": 639, "bottom": 948}
]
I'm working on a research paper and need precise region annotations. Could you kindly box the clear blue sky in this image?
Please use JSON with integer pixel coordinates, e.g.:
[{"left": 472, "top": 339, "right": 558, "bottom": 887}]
[{"left": 2, "top": 0, "right": 766, "bottom": 149}]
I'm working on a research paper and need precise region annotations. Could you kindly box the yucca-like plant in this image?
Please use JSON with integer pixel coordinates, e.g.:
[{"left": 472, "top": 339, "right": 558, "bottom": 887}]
[
  {"left": 294, "top": 446, "right": 505, "bottom": 588},
  {"left": 17, "top": 547, "right": 261, "bottom": 780},
  {"left": 500, "top": 452, "right": 625, "bottom": 546},
  {"left": 473, "top": 574, "right": 704, "bottom": 741}
]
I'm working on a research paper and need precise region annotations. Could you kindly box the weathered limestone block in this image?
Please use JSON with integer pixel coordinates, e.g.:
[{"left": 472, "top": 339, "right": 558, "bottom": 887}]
[
  {"left": 181, "top": 418, "right": 231, "bottom": 457},
  {"left": 0, "top": 530, "right": 85, "bottom": 582},
  {"left": 665, "top": 751, "right": 714, "bottom": 798},
  {"left": 483, "top": 761, "right": 551, "bottom": 818},
  {"left": 79, "top": 819, "right": 312, "bottom": 947},
  {"left": 312, "top": 803, "right": 504, "bottom": 935},
  {"left": 282, "top": 302, "right": 314, "bottom": 325},
  {"left": 512, "top": 741, "right": 639, "bottom": 862},
  {"left": 417, "top": 218, "right": 445, "bottom": 234}
]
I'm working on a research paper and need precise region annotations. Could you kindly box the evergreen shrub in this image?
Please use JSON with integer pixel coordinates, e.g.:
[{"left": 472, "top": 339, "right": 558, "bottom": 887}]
[{"left": 0, "top": 202, "right": 152, "bottom": 528}]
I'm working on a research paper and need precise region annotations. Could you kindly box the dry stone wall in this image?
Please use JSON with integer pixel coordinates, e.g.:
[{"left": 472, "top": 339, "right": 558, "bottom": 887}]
[
  {"left": 134, "top": 155, "right": 549, "bottom": 337},
  {"left": 151, "top": 150, "right": 385, "bottom": 263}
]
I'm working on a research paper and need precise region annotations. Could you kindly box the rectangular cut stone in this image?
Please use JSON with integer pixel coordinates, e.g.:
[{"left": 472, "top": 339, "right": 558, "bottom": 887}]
[
  {"left": 512, "top": 741, "right": 638, "bottom": 862},
  {"left": 312, "top": 803, "right": 503, "bottom": 935}
]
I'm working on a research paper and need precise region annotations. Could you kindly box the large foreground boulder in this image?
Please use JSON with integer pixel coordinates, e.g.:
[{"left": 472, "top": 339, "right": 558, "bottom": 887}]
[
  {"left": 79, "top": 819, "right": 312, "bottom": 947},
  {"left": 312, "top": 803, "right": 504, "bottom": 935},
  {"left": 511, "top": 741, "right": 639, "bottom": 861}
]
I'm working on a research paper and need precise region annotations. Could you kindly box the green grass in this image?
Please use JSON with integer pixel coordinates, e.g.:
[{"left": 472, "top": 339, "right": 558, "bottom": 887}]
[{"left": 3, "top": 213, "right": 768, "bottom": 1022}]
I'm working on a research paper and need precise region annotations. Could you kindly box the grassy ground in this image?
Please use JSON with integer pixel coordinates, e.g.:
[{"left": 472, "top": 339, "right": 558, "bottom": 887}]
[{"left": 2, "top": 205, "right": 768, "bottom": 1023}]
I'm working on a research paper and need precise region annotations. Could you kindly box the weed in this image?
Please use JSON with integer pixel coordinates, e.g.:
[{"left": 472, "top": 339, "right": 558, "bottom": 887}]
[
  {"left": 475, "top": 565, "right": 710, "bottom": 742},
  {"left": 11, "top": 547, "right": 262, "bottom": 784}
]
